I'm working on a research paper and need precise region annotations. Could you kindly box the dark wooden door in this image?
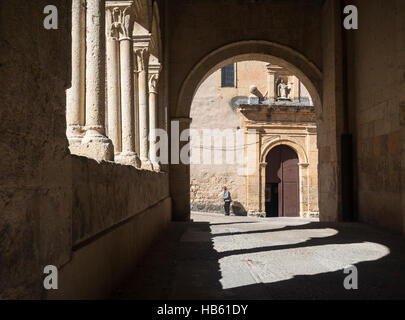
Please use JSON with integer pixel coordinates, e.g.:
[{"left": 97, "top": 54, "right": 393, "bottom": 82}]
[{"left": 266, "top": 145, "right": 299, "bottom": 217}]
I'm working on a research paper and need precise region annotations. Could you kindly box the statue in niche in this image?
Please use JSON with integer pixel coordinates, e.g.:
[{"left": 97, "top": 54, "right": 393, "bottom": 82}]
[
  {"left": 277, "top": 79, "right": 291, "bottom": 99},
  {"left": 277, "top": 80, "right": 287, "bottom": 98}
]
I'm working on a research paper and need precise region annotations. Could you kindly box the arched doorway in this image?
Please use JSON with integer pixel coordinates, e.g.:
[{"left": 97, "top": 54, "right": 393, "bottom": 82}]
[
  {"left": 265, "top": 145, "right": 299, "bottom": 217},
  {"left": 170, "top": 40, "right": 327, "bottom": 222}
]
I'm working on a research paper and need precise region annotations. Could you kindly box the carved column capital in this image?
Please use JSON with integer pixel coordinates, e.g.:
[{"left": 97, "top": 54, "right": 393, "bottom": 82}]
[
  {"left": 134, "top": 47, "right": 150, "bottom": 72},
  {"left": 148, "top": 73, "right": 159, "bottom": 94},
  {"left": 148, "top": 63, "right": 161, "bottom": 93},
  {"left": 106, "top": 1, "right": 135, "bottom": 40},
  {"left": 133, "top": 33, "right": 152, "bottom": 72}
]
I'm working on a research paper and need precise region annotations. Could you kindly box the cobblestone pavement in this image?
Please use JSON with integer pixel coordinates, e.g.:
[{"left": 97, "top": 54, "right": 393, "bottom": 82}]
[{"left": 112, "top": 213, "right": 405, "bottom": 299}]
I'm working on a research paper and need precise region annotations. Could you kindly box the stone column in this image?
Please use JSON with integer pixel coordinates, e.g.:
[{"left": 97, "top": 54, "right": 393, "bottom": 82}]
[
  {"left": 114, "top": 2, "right": 140, "bottom": 167},
  {"left": 135, "top": 46, "right": 152, "bottom": 169},
  {"left": 292, "top": 77, "right": 301, "bottom": 103},
  {"left": 259, "top": 162, "right": 267, "bottom": 213},
  {"left": 266, "top": 64, "right": 276, "bottom": 104},
  {"left": 66, "top": 0, "right": 85, "bottom": 147},
  {"left": 134, "top": 67, "right": 140, "bottom": 157},
  {"left": 105, "top": 5, "right": 121, "bottom": 154},
  {"left": 298, "top": 163, "right": 310, "bottom": 217},
  {"left": 82, "top": 0, "right": 113, "bottom": 160},
  {"left": 246, "top": 129, "right": 262, "bottom": 216},
  {"left": 148, "top": 64, "right": 161, "bottom": 171}
]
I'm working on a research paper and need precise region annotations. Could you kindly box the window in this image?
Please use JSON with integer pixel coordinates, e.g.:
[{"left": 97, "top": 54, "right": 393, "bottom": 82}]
[{"left": 221, "top": 64, "right": 235, "bottom": 87}]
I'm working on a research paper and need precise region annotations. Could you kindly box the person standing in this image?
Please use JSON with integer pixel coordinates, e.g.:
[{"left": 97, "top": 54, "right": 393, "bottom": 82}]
[{"left": 223, "top": 186, "right": 232, "bottom": 216}]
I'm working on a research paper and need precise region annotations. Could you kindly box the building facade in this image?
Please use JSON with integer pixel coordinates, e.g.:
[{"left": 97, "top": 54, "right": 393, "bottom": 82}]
[{"left": 190, "top": 61, "right": 319, "bottom": 217}]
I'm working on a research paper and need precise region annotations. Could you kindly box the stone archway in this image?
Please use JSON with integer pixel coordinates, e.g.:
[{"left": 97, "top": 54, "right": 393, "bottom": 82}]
[
  {"left": 170, "top": 40, "right": 323, "bottom": 222},
  {"left": 175, "top": 40, "right": 323, "bottom": 119}
]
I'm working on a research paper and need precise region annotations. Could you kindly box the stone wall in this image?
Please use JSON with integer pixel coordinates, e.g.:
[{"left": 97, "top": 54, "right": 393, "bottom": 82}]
[
  {"left": 0, "top": 0, "right": 171, "bottom": 299},
  {"left": 50, "top": 157, "right": 171, "bottom": 299},
  {"left": 71, "top": 156, "right": 169, "bottom": 245},
  {"left": 346, "top": 0, "right": 405, "bottom": 233},
  {"left": 189, "top": 61, "right": 318, "bottom": 217},
  {"left": 190, "top": 166, "right": 243, "bottom": 214},
  {"left": 318, "top": 0, "right": 345, "bottom": 222},
  {"left": 0, "top": 0, "right": 72, "bottom": 299},
  {"left": 189, "top": 62, "right": 262, "bottom": 214}
]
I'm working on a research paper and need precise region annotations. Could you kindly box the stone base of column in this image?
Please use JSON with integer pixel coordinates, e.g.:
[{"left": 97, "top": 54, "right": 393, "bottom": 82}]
[
  {"left": 140, "top": 159, "right": 153, "bottom": 170},
  {"left": 79, "top": 130, "right": 114, "bottom": 161},
  {"left": 67, "top": 136, "right": 83, "bottom": 155},
  {"left": 67, "top": 136, "right": 83, "bottom": 147},
  {"left": 116, "top": 152, "right": 141, "bottom": 167},
  {"left": 68, "top": 143, "right": 85, "bottom": 157},
  {"left": 67, "top": 125, "right": 84, "bottom": 146}
]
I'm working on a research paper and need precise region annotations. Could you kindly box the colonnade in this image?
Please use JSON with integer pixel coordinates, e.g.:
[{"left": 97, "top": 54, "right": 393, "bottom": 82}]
[{"left": 66, "top": 0, "right": 161, "bottom": 171}]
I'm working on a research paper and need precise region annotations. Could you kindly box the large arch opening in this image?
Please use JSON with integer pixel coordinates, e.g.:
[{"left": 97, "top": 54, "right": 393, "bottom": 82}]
[
  {"left": 186, "top": 55, "right": 319, "bottom": 219},
  {"left": 170, "top": 41, "right": 326, "bottom": 222},
  {"left": 175, "top": 41, "right": 322, "bottom": 119}
]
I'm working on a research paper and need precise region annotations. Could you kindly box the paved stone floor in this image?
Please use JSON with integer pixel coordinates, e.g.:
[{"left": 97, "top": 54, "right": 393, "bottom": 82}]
[{"left": 112, "top": 213, "right": 405, "bottom": 299}]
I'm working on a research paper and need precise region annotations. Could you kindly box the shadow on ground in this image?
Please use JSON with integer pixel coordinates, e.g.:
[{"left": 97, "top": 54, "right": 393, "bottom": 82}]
[
  {"left": 111, "top": 218, "right": 405, "bottom": 300},
  {"left": 231, "top": 201, "right": 248, "bottom": 216}
]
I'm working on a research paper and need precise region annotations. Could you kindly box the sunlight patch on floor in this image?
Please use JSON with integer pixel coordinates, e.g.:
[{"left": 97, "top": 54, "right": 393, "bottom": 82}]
[{"left": 212, "top": 223, "right": 390, "bottom": 290}]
